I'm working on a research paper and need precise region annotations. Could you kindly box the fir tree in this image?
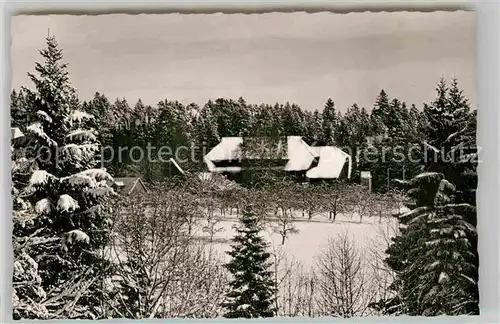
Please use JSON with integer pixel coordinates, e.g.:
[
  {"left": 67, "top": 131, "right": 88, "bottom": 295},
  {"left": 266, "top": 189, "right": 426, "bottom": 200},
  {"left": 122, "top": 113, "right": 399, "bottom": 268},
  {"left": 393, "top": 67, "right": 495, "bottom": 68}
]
[
  {"left": 321, "top": 98, "right": 337, "bottom": 145},
  {"left": 11, "top": 88, "right": 36, "bottom": 129},
  {"left": 371, "top": 89, "right": 390, "bottom": 135},
  {"left": 12, "top": 36, "right": 115, "bottom": 319},
  {"left": 381, "top": 78, "right": 478, "bottom": 316},
  {"left": 384, "top": 172, "right": 478, "bottom": 315},
  {"left": 386, "top": 98, "right": 408, "bottom": 142},
  {"left": 408, "top": 104, "right": 427, "bottom": 142},
  {"left": 281, "top": 102, "right": 305, "bottom": 137},
  {"left": 11, "top": 90, "right": 23, "bottom": 128},
  {"left": 222, "top": 204, "right": 277, "bottom": 318}
]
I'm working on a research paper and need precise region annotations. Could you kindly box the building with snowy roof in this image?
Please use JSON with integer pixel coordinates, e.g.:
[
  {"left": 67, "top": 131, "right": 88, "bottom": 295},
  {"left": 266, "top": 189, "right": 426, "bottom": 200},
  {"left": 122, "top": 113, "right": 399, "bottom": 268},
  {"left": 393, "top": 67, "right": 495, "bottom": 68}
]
[
  {"left": 204, "top": 136, "right": 351, "bottom": 182},
  {"left": 108, "top": 177, "right": 149, "bottom": 195}
]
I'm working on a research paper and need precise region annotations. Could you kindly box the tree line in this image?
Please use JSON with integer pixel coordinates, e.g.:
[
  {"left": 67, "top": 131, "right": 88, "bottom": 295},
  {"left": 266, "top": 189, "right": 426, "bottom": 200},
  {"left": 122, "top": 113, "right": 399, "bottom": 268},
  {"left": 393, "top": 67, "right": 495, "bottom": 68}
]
[{"left": 12, "top": 59, "right": 463, "bottom": 191}]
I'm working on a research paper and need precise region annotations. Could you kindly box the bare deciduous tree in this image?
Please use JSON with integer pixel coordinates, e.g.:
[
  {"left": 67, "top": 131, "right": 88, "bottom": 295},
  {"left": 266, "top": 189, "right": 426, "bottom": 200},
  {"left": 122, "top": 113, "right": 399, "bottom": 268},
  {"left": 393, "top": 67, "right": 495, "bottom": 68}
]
[
  {"left": 271, "top": 213, "right": 299, "bottom": 245},
  {"left": 366, "top": 211, "right": 400, "bottom": 315},
  {"left": 346, "top": 185, "right": 375, "bottom": 223},
  {"left": 106, "top": 187, "right": 228, "bottom": 319},
  {"left": 269, "top": 245, "right": 318, "bottom": 317},
  {"left": 316, "top": 230, "right": 377, "bottom": 318},
  {"left": 317, "top": 181, "right": 354, "bottom": 222},
  {"left": 297, "top": 183, "right": 321, "bottom": 221},
  {"left": 201, "top": 213, "right": 225, "bottom": 244},
  {"left": 268, "top": 181, "right": 299, "bottom": 245}
]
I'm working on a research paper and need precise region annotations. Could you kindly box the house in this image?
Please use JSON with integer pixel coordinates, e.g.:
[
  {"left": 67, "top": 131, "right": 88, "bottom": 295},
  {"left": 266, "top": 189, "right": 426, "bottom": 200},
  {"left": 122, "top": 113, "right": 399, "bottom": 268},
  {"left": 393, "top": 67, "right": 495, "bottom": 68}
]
[
  {"left": 109, "top": 177, "right": 149, "bottom": 195},
  {"left": 204, "top": 136, "right": 351, "bottom": 181}
]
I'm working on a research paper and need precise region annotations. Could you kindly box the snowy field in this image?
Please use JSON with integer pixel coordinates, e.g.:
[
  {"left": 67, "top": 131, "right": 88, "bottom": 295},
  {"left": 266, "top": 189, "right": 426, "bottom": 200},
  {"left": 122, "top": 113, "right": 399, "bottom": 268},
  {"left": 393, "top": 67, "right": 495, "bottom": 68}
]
[
  {"left": 108, "top": 205, "right": 404, "bottom": 272},
  {"left": 191, "top": 210, "right": 400, "bottom": 268}
]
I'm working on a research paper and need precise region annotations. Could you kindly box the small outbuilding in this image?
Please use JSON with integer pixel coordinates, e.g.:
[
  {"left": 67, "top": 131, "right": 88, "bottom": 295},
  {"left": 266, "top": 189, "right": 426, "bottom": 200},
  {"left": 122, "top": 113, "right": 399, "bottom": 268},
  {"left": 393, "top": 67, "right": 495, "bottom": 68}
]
[{"left": 109, "top": 177, "right": 149, "bottom": 195}]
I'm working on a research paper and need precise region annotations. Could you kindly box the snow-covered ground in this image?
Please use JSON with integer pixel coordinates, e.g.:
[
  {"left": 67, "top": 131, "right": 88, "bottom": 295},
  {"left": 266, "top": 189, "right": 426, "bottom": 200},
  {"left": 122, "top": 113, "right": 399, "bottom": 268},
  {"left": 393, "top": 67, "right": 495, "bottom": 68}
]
[
  {"left": 192, "top": 210, "right": 400, "bottom": 268},
  {"left": 108, "top": 205, "right": 404, "bottom": 272}
]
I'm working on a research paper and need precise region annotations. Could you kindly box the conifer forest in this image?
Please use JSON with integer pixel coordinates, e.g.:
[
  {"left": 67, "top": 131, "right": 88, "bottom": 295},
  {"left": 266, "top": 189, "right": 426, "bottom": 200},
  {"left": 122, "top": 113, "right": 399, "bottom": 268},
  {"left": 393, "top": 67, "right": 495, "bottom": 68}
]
[{"left": 11, "top": 16, "right": 478, "bottom": 319}]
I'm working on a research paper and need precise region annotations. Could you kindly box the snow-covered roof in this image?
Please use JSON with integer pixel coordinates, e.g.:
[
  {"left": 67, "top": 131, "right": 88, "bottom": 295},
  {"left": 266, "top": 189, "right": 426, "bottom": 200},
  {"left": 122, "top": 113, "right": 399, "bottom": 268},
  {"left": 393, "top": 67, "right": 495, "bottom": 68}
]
[
  {"left": 204, "top": 137, "right": 243, "bottom": 173},
  {"left": 204, "top": 136, "right": 351, "bottom": 179},
  {"left": 205, "top": 136, "right": 315, "bottom": 173},
  {"left": 110, "top": 177, "right": 148, "bottom": 195},
  {"left": 205, "top": 137, "right": 243, "bottom": 162},
  {"left": 306, "top": 146, "right": 351, "bottom": 179},
  {"left": 283, "top": 136, "right": 316, "bottom": 172},
  {"left": 309, "top": 146, "right": 321, "bottom": 158}
]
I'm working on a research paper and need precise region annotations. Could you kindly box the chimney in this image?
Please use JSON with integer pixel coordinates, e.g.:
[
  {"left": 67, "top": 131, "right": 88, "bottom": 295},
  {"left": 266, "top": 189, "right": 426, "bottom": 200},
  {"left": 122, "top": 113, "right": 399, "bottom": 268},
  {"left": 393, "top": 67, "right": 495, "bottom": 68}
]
[{"left": 360, "top": 171, "right": 372, "bottom": 192}]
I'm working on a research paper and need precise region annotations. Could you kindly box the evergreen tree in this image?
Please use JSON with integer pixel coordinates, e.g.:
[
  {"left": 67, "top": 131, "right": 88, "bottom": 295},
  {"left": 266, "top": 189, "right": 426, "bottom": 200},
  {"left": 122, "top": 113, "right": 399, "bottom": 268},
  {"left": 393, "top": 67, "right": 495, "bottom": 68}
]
[
  {"left": 11, "top": 88, "right": 36, "bottom": 129},
  {"left": 421, "top": 77, "right": 477, "bottom": 212},
  {"left": 320, "top": 98, "right": 337, "bottom": 146},
  {"left": 310, "top": 109, "right": 324, "bottom": 144},
  {"left": 371, "top": 89, "right": 390, "bottom": 135},
  {"left": 386, "top": 98, "right": 408, "bottom": 141},
  {"left": 384, "top": 172, "right": 478, "bottom": 315},
  {"left": 408, "top": 104, "right": 427, "bottom": 142},
  {"left": 209, "top": 98, "right": 252, "bottom": 138},
  {"left": 193, "top": 100, "right": 220, "bottom": 155},
  {"left": 381, "top": 78, "right": 478, "bottom": 316},
  {"left": 334, "top": 111, "right": 349, "bottom": 148},
  {"left": 12, "top": 36, "right": 114, "bottom": 319},
  {"left": 11, "top": 90, "right": 22, "bottom": 128},
  {"left": 281, "top": 102, "right": 305, "bottom": 137},
  {"left": 222, "top": 204, "right": 277, "bottom": 318},
  {"left": 251, "top": 103, "right": 283, "bottom": 138}
]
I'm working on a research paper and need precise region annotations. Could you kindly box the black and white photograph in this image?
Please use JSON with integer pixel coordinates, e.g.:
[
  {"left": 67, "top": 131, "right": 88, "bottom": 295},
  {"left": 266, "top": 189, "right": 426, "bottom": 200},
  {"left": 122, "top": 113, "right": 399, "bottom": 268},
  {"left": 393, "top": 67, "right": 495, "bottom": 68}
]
[{"left": 10, "top": 9, "right": 478, "bottom": 319}]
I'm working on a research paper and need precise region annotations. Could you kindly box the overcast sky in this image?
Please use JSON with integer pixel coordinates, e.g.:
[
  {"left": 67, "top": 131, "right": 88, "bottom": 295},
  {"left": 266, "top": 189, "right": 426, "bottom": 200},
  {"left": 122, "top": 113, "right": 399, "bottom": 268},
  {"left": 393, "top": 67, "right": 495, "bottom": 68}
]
[{"left": 11, "top": 11, "right": 476, "bottom": 112}]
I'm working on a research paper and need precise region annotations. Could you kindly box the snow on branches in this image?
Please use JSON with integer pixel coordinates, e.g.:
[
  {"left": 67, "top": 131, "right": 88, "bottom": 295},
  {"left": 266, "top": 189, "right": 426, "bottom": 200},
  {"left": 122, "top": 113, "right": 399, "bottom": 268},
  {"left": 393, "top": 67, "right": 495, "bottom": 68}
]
[{"left": 57, "top": 194, "right": 79, "bottom": 212}]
